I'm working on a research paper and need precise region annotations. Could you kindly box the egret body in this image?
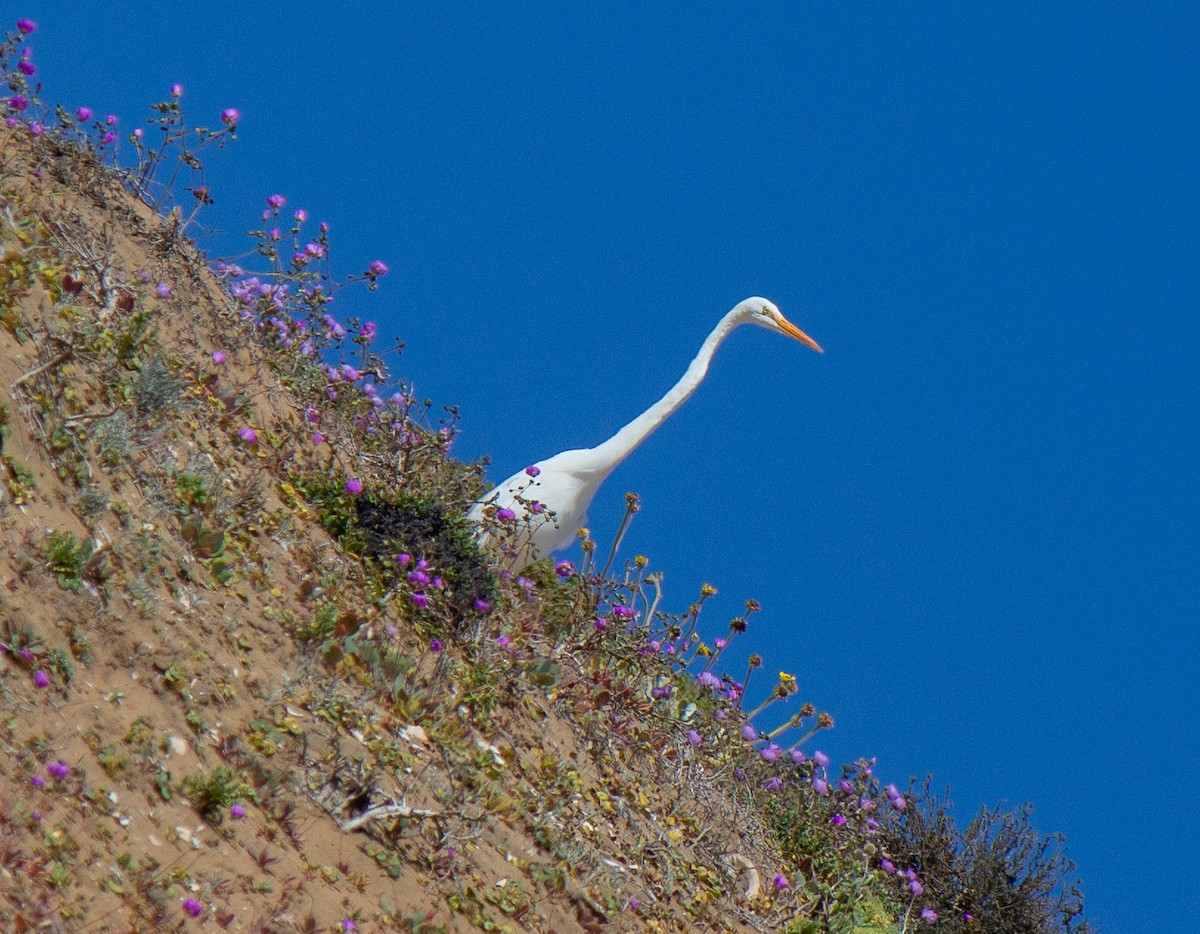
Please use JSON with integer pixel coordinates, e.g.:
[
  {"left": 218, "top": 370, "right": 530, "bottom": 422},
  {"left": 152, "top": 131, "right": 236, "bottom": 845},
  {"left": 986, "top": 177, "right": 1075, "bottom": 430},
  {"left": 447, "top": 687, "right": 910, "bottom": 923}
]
[{"left": 470, "top": 297, "right": 822, "bottom": 568}]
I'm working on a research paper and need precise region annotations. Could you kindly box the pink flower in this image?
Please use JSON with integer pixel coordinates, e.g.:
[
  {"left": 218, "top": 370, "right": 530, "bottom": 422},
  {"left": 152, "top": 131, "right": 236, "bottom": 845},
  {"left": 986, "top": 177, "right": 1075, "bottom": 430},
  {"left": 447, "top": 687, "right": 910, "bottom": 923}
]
[
  {"left": 221, "top": 107, "right": 240, "bottom": 125},
  {"left": 524, "top": 465, "right": 540, "bottom": 477},
  {"left": 367, "top": 260, "right": 389, "bottom": 277},
  {"left": 105, "top": 114, "right": 118, "bottom": 126},
  {"left": 772, "top": 874, "right": 789, "bottom": 890},
  {"left": 155, "top": 283, "right": 172, "bottom": 298},
  {"left": 182, "top": 898, "right": 203, "bottom": 918},
  {"left": 267, "top": 194, "right": 286, "bottom": 209},
  {"left": 230, "top": 804, "right": 246, "bottom": 819},
  {"left": 344, "top": 478, "right": 363, "bottom": 495},
  {"left": 33, "top": 670, "right": 50, "bottom": 688},
  {"left": 171, "top": 83, "right": 184, "bottom": 97},
  {"left": 211, "top": 350, "right": 226, "bottom": 365},
  {"left": 16, "top": 18, "right": 36, "bottom": 34},
  {"left": 294, "top": 209, "right": 308, "bottom": 222},
  {"left": 495, "top": 507, "right": 516, "bottom": 522},
  {"left": 101, "top": 131, "right": 116, "bottom": 145},
  {"left": 237, "top": 427, "right": 258, "bottom": 444}
]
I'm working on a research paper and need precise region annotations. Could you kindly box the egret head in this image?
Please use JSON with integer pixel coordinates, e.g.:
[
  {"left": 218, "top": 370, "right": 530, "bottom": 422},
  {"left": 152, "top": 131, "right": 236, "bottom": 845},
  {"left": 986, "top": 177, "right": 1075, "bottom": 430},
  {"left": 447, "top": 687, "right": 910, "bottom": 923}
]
[{"left": 734, "top": 296, "right": 824, "bottom": 353}]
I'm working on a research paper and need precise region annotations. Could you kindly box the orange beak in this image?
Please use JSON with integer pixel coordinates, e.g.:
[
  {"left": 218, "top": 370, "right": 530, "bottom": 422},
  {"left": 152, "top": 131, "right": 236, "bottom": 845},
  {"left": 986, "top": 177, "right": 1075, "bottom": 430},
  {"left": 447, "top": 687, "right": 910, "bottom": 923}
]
[{"left": 776, "top": 314, "right": 824, "bottom": 354}]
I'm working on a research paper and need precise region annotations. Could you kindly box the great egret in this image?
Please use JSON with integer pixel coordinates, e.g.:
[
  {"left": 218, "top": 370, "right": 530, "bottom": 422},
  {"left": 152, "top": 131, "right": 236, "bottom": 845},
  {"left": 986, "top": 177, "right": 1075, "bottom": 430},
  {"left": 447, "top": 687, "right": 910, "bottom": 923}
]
[{"left": 470, "top": 297, "right": 822, "bottom": 569}]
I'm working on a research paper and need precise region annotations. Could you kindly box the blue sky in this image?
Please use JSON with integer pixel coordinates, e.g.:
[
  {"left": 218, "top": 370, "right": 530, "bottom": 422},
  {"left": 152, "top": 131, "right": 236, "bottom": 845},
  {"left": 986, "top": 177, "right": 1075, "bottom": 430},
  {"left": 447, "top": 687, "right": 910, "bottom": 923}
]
[{"left": 18, "top": 3, "right": 1199, "bottom": 929}]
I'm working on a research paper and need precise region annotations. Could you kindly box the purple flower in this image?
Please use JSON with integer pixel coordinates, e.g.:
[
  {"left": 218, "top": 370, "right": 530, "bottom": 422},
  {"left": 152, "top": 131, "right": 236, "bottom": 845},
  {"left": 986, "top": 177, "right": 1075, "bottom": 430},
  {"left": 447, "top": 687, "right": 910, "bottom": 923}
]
[
  {"left": 687, "top": 729, "right": 702, "bottom": 747},
  {"left": 396, "top": 552, "right": 412, "bottom": 566},
  {"left": 920, "top": 908, "right": 938, "bottom": 924},
  {"left": 812, "top": 777, "right": 829, "bottom": 795},
  {"left": 759, "top": 744, "right": 781, "bottom": 764},
  {"left": 554, "top": 560, "right": 574, "bottom": 578},
  {"left": 524, "top": 465, "right": 541, "bottom": 477},
  {"left": 9, "top": 95, "right": 28, "bottom": 112},
  {"left": 267, "top": 194, "right": 286, "bottom": 209},
  {"left": 30, "top": 775, "right": 45, "bottom": 788},
  {"left": 237, "top": 427, "right": 258, "bottom": 444},
  {"left": 344, "top": 478, "right": 363, "bottom": 495},
  {"left": 101, "top": 130, "right": 116, "bottom": 145},
  {"left": 16, "top": 18, "right": 36, "bottom": 34},
  {"left": 740, "top": 724, "right": 758, "bottom": 741},
  {"left": 410, "top": 593, "right": 429, "bottom": 609},
  {"left": 230, "top": 804, "right": 246, "bottom": 819},
  {"left": 713, "top": 637, "right": 727, "bottom": 649},
  {"left": 341, "top": 921, "right": 358, "bottom": 932},
  {"left": 473, "top": 599, "right": 491, "bottom": 613},
  {"left": 182, "top": 898, "right": 203, "bottom": 918},
  {"left": 295, "top": 209, "right": 308, "bottom": 222},
  {"left": 761, "top": 775, "right": 784, "bottom": 793},
  {"left": 211, "top": 350, "right": 226, "bottom": 365},
  {"left": 17, "top": 60, "right": 34, "bottom": 76},
  {"left": 831, "top": 813, "right": 847, "bottom": 827},
  {"left": 593, "top": 617, "right": 608, "bottom": 632},
  {"left": 155, "top": 283, "right": 172, "bottom": 298},
  {"left": 29, "top": 122, "right": 43, "bottom": 137},
  {"left": 839, "top": 779, "right": 854, "bottom": 794},
  {"left": 408, "top": 570, "right": 430, "bottom": 587},
  {"left": 47, "top": 761, "right": 70, "bottom": 780},
  {"left": 611, "top": 605, "right": 636, "bottom": 619},
  {"left": 812, "top": 750, "right": 830, "bottom": 767},
  {"left": 33, "top": 670, "right": 50, "bottom": 688},
  {"left": 106, "top": 114, "right": 118, "bottom": 126},
  {"left": 790, "top": 749, "right": 806, "bottom": 765},
  {"left": 909, "top": 880, "right": 925, "bottom": 896},
  {"left": 430, "top": 638, "right": 443, "bottom": 652},
  {"left": 495, "top": 635, "right": 511, "bottom": 647},
  {"left": 171, "top": 83, "right": 184, "bottom": 97},
  {"left": 495, "top": 507, "right": 516, "bottom": 522},
  {"left": 76, "top": 106, "right": 92, "bottom": 122},
  {"left": 367, "top": 260, "right": 388, "bottom": 277},
  {"left": 772, "top": 874, "right": 789, "bottom": 890},
  {"left": 697, "top": 671, "right": 721, "bottom": 690},
  {"left": 885, "top": 783, "right": 900, "bottom": 799},
  {"left": 890, "top": 795, "right": 908, "bottom": 812},
  {"left": 880, "top": 859, "right": 896, "bottom": 875},
  {"left": 312, "top": 432, "right": 325, "bottom": 444}
]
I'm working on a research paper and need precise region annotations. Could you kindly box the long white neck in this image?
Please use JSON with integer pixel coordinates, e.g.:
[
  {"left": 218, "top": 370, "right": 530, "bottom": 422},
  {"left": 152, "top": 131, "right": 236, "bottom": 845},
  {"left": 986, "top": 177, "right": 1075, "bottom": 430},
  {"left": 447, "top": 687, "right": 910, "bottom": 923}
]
[{"left": 581, "top": 308, "right": 743, "bottom": 479}]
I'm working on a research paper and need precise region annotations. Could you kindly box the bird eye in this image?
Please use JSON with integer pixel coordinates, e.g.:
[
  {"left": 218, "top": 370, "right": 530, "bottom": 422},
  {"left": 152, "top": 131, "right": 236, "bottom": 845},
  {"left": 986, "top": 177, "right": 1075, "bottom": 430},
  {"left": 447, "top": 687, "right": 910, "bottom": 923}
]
[{"left": 759, "top": 306, "right": 772, "bottom": 316}]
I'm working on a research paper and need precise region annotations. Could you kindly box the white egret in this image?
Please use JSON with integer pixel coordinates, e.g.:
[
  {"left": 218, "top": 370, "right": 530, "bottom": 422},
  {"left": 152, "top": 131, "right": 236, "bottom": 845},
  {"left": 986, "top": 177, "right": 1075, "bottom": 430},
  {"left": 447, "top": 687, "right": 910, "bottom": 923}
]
[{"left": 470, "top": 297, "right": 822, "bottom": 569}]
